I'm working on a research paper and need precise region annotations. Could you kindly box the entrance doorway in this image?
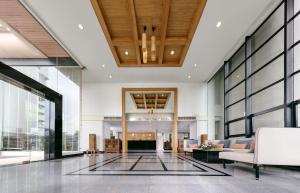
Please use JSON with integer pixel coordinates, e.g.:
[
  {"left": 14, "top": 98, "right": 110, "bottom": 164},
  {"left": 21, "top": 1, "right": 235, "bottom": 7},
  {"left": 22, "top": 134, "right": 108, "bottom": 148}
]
[
  {"left": 122, "top": 88, "right": 178, "bottom": 153},
  {"left": 0, "top": 80, "right": 55, "bottom": 166}
]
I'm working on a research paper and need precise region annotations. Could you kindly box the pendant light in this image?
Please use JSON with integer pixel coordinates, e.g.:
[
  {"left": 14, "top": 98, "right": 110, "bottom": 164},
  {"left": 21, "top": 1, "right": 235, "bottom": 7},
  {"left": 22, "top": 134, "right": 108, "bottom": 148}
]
[
  {"left": 151, "top": 26, "right": 156, "bottom": 61},
  {"left": 142, "top": 26, "right": 147, "bottom": 64}
]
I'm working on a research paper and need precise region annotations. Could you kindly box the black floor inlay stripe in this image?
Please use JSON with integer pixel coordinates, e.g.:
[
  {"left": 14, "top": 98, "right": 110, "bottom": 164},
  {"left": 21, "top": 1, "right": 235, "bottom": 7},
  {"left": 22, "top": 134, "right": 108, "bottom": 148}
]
[
  {"left": 177, "top": 155, "right": 231, "bottom": 176},
  {"left": 67, "top": 153, "right": 231, "bottom": 176},
  {"left": 129, "top": 155, "right": 143, "bottom": 171},
  {"left": 66, "top": 155, "right": 122, "bottom": 175},
  {"left": 158, "top": 155, "right": 168, "bottom": 171},
  {"left": 90, "top": 156, "right": 123, "bottom": 171}
]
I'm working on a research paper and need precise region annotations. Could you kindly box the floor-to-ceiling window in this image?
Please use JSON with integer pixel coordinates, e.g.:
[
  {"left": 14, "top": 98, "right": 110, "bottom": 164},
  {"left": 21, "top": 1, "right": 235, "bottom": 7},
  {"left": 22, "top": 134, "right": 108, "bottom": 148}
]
[
  {"left": 219, "top": 0, "right": 300, "bottom": 138},
  {"left": 0, "top": 79, "right": 52, "bottom": 165},
  {"left": 2, "top": 58, "right": 81, "bottom": 155},
  {"left": 293, "top": 0, "right": 300, "bottom": 127},
  {"left": 208, "top": 68, "right": 224, "bottom": 140}
]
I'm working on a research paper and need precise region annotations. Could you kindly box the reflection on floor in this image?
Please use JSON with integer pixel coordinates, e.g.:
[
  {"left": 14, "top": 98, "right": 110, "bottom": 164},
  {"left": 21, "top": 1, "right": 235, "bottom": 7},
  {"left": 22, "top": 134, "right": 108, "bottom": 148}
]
[
  {"left": 0, "top": 151, "right": 44, "bottom": 166},
  {"left": 1, "top": 153, "right": 300, "bottom": 193},
  {"left": 68, "top": 153, "right": 229, "bottom": 176}
]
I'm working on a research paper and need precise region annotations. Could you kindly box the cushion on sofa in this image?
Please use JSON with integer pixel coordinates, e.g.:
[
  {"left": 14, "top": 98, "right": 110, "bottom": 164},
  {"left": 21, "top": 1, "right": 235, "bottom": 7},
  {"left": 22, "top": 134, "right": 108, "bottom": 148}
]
[
  {"left": 236, "top": 139, "right": 253, "bottom": 149},
  {"left": 232, "top": 144, "right": 247, "bottom": 149},
  {"left": 217, "top": 140, "right": 230, "bottom": 148},
  {"left": 189, "top": 144, "right": 198, "bottom": 148},
  {"left": 215, "top": 144, "right": 224, "bottom": 148}
]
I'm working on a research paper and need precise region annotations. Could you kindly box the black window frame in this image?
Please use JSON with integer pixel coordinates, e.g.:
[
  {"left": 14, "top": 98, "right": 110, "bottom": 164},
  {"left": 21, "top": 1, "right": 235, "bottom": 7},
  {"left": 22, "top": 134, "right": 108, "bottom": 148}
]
[{"left": 221, "top": 0, "right": 299, "bottom": 138}]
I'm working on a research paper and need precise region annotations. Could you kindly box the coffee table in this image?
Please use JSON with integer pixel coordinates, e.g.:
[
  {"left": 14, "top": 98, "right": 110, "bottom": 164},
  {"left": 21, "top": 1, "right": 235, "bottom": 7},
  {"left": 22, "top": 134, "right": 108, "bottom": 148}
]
[{"left": 192, "top": 149, "right": 229, "bottom": 163}]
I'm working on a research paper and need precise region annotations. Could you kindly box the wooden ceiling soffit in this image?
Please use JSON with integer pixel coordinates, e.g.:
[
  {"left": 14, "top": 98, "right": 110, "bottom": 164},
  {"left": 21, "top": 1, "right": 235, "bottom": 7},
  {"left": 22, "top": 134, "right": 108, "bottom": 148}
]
[
  {"left": 91, "top": 0, "right": 207, "bottom": 67},
  {"left": 130, "top": 92, "right": 171, "bottom": 109},
  {"left": 0, "top": 0, "right": 68, "bottom": 57}
]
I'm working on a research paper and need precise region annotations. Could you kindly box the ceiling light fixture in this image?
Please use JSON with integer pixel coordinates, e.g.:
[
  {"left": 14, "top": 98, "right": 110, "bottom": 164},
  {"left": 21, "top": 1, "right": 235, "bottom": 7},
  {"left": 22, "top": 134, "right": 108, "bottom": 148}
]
[
  {"left": 170, "top": 50, "right": 175, "bottom": 55},
  {"left": 216, "top": 21, "right": 222, "bottom": 28},
  {"left": 6, "top": 28, "right": 10, "bottom": 32},
  {"left": 194, "top": 63, "right": 197, "bottom": 67},
  {"left": 125, "top": 50, "right": 129, "bottom": 55},
  {"left": 78, "top": 24, "right": 84, "bottom": 30},
  {"left": 109, "top": 74, "right": 112, "bottom": 79},
  {"left": 151, "top": 26, "right": 156, "bottom": 62},
  {"left": 142, "top": 26, "right": 148, "bottom": 63},
  {"left": 187, "top": 74, "right": 191, "bottom": 79},
  {"left": 101, "top": 64, "right": 105, "bottom": 68},
  {"left": 0, "top": 24, "right": 2, "bottom": 27}
]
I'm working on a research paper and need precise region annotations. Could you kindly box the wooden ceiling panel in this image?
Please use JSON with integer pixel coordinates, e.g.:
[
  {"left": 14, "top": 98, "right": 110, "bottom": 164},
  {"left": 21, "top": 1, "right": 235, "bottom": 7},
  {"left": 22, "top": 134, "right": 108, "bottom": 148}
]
[
  {"left": 0, "top": 0, "right": 68, "bottom": 57},
  {"left": 163, "top": 45, "right": 182, "bottom": 63},
  {"left": 91, "top": 0, "right": 207, "bottom": 67},
  {"left": 116, "top": 46, "right": 137, "bottom": 63},
  {"left": 167, "top": 0, "right": 199, "bottom": 37},
  {"left": 131, "top": 92, "right": 171, "bottom": 109},
  {"left": 99, "top": 0, "right": 132, "bottom": 38},
  {"left": 134, "top": 0, "right": 162, "bottom": 40}
]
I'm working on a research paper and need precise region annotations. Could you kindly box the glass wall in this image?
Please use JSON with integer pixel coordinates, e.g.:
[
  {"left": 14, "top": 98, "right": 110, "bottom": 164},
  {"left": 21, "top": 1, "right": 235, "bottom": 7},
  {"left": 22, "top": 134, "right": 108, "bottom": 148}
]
[
  {"left": 221, "top": 0, "right": 300, "bottom": 138},
  {"left": 1, "top": 58, "right": 81, "bottom": 155},
  {"left": 294, "top": 0, "right": 300, "bottom": 127},
  {"left": 0, "top": 79, "right": 52, "bottom": 165},
  {"left": 208, "top": 68, "right": 224, "bottom": 140}
]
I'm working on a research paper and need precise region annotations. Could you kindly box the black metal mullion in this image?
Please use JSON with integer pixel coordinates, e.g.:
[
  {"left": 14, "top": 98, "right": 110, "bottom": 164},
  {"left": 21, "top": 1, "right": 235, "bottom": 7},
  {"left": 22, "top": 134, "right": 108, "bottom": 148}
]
[
  {"left": 284, "top": 0, "right": 295, "bottom": 127},
  {"left": 248, "top": 51, "right": 284, "bottom": 78},
  {"left": 224, "top": 61, "right": 230, "bottom": 139},
  {"left": 226, "top": 98, "right": 245, "bottom": 109},
  {"left": 247, "top": 25, "right": 284, "bottom": 61},
  {"left": 250, "top": 1, "right": 285, "bottom": 37},
  {"left": 225, "top": 79, "right": 245, "bottom": 94},
  {"left": 287, "top": 8, "right": 300, "bottom": 23},
  {"left": 225, "top": 60, "right": 245, "bottom": 79},
  {"left": 248, "top": 78, "right": 284, "bottom": 98},
  {"left": 251, "top": 105, "right": 285, "bottom": 117},
  {"left": 226, "top": 117, "right": 246, "bottom": 125},
  {"left": 245, "top": 36, "right": 252, "bottom": 137},
  {"left": 289, "top": 39, "right": 300, "bottom": 50}
]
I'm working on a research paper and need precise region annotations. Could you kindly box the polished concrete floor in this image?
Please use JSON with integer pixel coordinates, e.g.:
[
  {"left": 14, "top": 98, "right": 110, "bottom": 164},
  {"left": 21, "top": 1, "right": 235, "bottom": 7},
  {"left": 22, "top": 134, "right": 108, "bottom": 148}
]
[{"left": 0, "top": 153, "right": 300, "bottom": 193}]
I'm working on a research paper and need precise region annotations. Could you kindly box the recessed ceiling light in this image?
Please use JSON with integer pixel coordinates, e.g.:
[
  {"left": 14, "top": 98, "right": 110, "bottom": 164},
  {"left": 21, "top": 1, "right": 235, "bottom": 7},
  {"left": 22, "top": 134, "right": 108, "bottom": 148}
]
[
  {"left": 6, "top": 27, "right": 10, "bottom": 31},
  {"left": 109, "top": 74, "right": 112, "bottom": 79},
  {"left": 78, "top": 24, "right": 84, "bottom": 30},
  {"left": 0, "top": 24, "right": 2, "bottom": 27},
  {"left": 236, "top": 75, "right": 240, "bottom": 78},
  {"left": 125, "top": 50, "right": 129, "bottom": 55},
  {"left": 187, "top": 74, "right": 191, "bottom": 79},
  {"left": 101, "top": 64, "right": 105, "bottom": 68},
  {"left": 194, "top": 63, "right": 197, "bottom": 67},
  {"left": 170, "top": 50, "right": 175, "bottom": 55},
  {"left": 216, "top": 21, "right": 222, "bottom": 28}
]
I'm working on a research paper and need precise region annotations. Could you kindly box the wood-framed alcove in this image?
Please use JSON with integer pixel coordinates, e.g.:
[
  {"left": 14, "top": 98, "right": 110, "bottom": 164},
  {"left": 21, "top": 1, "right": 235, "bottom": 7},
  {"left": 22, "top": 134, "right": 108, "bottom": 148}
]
[{"left": 121, "top": 87, "right": 178, "bottom": 153}]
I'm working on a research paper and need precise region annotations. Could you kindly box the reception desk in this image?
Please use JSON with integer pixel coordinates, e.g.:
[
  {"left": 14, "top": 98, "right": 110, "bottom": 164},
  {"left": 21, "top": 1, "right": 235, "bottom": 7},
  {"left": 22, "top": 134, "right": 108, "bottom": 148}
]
[{"left": 127, "top": 132, "right": 156, "bottom": 150}]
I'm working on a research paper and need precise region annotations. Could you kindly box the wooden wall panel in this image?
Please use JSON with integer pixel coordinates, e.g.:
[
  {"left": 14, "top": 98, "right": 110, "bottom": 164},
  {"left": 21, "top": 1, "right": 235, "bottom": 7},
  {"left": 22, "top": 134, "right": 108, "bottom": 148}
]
[{"left": 0, "top": 0, "right": 68, "bottom": 57}]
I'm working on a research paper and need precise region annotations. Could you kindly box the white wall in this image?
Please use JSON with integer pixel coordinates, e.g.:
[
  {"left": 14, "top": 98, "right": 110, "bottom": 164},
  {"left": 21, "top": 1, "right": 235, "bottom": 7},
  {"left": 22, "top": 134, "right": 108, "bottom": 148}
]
[{"left": 81, "top": 82, "right": 208, "bottom": 151}]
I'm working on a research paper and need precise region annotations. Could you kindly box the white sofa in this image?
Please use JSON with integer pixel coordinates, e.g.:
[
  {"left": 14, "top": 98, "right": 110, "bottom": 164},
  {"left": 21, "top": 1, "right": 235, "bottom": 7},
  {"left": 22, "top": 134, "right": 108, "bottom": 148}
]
[
  {"left": 183, "top": 139, "right": 199, "bottom": 155},
  {"left": 219, "top": 127, "right": 300, "bottom": 179}
]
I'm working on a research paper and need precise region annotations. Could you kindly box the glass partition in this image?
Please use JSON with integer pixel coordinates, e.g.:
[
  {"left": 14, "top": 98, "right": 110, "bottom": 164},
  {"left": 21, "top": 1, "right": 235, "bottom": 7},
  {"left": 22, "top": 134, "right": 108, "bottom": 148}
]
[
  {"left": 0, "top": 79, "right": 52, "bottom": 165},
  {"left": 1, "top": 60, "right": 81, "bottom": 156},
  {"left": 208, "top": 68, "right": 224, "bottom": 140}
]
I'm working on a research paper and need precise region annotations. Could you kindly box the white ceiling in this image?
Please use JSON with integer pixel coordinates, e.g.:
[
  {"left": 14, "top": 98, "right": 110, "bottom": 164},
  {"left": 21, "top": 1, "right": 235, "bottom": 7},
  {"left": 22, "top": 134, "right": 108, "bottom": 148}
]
[{"left": 20, "top": 0, "right": 280, "bottom": 83}]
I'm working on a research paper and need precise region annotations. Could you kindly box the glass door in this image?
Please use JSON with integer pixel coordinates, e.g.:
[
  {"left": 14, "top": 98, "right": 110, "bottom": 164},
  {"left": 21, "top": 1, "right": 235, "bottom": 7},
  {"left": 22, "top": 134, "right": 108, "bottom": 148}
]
[{"left": 0, "top": 80, "right": 53, "bottom": 165}]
